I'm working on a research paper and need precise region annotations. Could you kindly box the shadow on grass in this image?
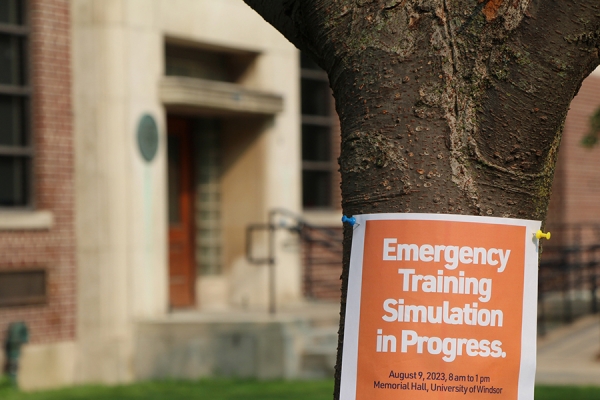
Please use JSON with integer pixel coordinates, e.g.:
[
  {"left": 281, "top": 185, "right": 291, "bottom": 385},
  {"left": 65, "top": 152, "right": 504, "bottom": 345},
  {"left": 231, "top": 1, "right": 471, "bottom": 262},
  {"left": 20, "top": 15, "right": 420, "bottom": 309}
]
[{"left": 0, "top": 374, "right": 16, "bottom": 388}]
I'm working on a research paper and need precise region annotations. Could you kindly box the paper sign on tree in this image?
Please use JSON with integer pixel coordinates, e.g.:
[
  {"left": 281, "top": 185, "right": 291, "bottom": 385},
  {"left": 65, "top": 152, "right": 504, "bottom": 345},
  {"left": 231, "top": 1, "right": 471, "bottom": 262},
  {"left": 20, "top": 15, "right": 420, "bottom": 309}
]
[{"left": 340, "top": 214, "right": 540, "bottom": 400}]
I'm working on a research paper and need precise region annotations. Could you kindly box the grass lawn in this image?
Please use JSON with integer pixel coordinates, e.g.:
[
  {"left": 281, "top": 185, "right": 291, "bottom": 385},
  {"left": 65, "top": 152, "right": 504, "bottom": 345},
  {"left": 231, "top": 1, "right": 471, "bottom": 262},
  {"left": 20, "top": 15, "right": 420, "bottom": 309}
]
[
  {"left": 534, "top": 386, "right": 600, "bottom": 400},
  {"left": 1, "top": 378, "right": 600, "bottom": 399},
  {"left": 0, "top": 379, "right": 335, "bottom": 400}
]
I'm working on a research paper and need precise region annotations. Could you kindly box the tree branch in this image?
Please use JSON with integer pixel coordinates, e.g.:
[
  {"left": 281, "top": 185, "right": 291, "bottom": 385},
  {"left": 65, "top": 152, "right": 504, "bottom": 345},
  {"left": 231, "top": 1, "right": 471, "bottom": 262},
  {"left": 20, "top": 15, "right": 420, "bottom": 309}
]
[
  {"left": 243, "top": 0, "right": 311, "bottom": 54},
  {"left": 522, "top": 0, "right": 600, "bottom": 77}
]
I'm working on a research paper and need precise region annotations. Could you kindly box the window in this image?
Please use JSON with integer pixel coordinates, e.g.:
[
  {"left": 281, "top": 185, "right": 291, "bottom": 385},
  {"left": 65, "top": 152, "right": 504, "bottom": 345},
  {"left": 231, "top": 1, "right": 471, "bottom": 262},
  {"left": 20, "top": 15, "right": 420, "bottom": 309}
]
[
  {"left": 165, "top": 39, "right": 257, "bottom": 83},
  {"left": 0, "top": 0, "right": 31, "bottom": 208},
  {"left": 0, "top": 269, "right": 46, "bottom": 307},
  {"left": 300, "top": 53, "right": 337, "bottom": 209}
]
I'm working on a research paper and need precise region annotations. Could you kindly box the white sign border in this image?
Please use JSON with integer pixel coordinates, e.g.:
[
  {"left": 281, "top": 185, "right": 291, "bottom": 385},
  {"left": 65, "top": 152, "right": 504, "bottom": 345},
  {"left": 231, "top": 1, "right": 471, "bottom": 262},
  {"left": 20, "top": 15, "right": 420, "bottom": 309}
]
[{"left": 339, "top": 213, "right": 541, "bottom": 400}]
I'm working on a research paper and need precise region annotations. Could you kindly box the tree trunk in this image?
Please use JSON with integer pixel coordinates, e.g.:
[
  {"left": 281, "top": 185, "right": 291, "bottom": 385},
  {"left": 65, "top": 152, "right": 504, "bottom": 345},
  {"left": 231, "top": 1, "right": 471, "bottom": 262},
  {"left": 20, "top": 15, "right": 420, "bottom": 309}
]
[{"left": 244, "top": 0, "right": 600, "bottom": 398}]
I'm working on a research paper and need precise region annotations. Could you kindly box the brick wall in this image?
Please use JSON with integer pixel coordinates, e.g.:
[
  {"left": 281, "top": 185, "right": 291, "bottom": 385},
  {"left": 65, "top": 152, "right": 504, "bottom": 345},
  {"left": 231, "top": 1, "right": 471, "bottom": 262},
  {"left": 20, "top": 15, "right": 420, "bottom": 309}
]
[
  {"left": 0, "top": 0, "right": 75, "bottom": 345},
  {"left": 546, "top": 74, "right": 600, "bottom": 243},
  {"left": 560, "top": 74, "right": 600, "bottom": 224}
]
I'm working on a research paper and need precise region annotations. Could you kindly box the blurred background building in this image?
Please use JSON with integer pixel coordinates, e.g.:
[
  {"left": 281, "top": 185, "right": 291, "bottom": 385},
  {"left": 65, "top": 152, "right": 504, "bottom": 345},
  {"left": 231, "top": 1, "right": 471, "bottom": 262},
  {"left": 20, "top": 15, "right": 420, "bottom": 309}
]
[
  {"left": 539, "top": 74, "right": 600, "bottom": 334},
  {"left": 0, "top": 0, "right": 599, "bottom": 391},
  {"left": 0, "top": 0, "right": 77, "bottom": 389}
]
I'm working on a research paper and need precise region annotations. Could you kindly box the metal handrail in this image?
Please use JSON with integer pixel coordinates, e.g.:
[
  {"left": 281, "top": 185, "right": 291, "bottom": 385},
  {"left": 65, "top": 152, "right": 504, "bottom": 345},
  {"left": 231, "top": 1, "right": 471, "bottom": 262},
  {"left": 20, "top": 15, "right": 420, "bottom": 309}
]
[
  {"left": 538, "top": 224, "right": 600, "bottom": 335},
  {"left": 246, "top": 208, "right": 344, "bottom": 313}
]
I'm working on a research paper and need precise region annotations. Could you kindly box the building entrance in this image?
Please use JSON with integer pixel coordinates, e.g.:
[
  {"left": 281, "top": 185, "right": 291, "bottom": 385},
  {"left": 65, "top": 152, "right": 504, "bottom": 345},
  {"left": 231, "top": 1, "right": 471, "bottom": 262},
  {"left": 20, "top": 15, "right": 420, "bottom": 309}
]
[
  {"left": 167, "top": 117, "right": 195, "bottom": 307},
  {"left": 167, "top": 116, "right": 223, "bottom": 308}
]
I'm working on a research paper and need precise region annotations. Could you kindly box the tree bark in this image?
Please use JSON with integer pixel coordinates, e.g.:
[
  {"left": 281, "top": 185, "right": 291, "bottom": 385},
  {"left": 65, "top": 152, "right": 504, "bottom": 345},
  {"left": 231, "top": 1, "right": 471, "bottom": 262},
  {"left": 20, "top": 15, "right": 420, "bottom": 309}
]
[{"left": 245, "top": 1, "right": 600, "bottom": 398}]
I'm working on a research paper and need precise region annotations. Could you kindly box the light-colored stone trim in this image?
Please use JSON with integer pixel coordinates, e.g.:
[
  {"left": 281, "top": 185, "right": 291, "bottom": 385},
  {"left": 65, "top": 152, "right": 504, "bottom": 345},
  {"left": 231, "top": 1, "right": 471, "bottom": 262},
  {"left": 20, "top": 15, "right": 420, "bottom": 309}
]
[
  {"left": 302, "top": 210, "right": 343, "bottom": 227},
  {"left": 0, "top": 210, "right": 54, "bottom": 231},
  {"left": 160, "top": 76, "right": 284, "bottom": 115},
  {"left": 19, "top": 341, "right": 76, "bottom": 391}
]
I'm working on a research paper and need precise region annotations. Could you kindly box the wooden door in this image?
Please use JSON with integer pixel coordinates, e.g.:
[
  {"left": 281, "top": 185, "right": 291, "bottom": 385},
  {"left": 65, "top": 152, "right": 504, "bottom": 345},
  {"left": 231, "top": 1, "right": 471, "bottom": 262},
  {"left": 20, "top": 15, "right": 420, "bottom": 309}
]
[{"left": 167, "top": 117, "right": 195, "bottom": 308}]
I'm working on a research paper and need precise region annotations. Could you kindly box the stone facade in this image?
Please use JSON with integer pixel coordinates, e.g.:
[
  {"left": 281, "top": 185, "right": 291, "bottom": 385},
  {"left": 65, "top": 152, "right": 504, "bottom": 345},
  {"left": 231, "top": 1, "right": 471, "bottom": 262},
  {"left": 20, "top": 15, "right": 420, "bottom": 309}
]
[{"left": 70, "top": 0, "right": 303, "bottom": 387}]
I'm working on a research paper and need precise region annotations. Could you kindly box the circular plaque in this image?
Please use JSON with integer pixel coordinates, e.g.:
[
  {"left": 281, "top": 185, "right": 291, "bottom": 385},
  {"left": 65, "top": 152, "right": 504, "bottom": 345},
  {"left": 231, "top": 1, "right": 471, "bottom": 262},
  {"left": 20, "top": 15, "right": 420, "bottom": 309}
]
[{"left": 137, "top": 114, "right": 159, "bottom": 162}]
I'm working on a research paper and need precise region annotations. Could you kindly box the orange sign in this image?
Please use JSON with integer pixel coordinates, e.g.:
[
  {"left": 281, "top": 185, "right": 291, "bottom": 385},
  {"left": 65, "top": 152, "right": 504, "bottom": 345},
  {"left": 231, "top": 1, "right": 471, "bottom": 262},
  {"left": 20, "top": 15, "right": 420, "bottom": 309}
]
[{"left": 340, "top": 214, "right": 540, "bottom": 400}]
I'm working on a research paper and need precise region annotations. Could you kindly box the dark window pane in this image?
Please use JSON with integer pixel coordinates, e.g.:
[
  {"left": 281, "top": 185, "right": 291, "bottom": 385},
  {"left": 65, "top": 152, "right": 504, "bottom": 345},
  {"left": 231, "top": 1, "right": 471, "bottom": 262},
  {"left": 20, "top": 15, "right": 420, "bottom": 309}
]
[
  {"left": 0, "top": 95, "right": 26, "bottom": 146},
  {"left": 301, "top": 79, "right": 331, "bottom": 116},
  {"left": 0, "top": 0, "right": 23, "bottom": 25},
  {"left": 303, "top": 170, "right": 331, "bottom": 208},
  {"left": 0, "top": 156, "right": 29, "bottom": 206},
  {"left": 0, "top": 270, "right": 46, "bottom": 307},
  {"left": 168, "top": 135, "right": 181, "bottom": 224},
  {"left": 0, "top": 34, "right": 24, "bottom": 85},
  {"left": 302, "top": 125, "right": 331, "bottom": 162},
  {"left": 166, "top": 45, "right": 231, "bottom": 82},
  {"left": 301, "top": 52, "right": 334, "bottom": 210}
]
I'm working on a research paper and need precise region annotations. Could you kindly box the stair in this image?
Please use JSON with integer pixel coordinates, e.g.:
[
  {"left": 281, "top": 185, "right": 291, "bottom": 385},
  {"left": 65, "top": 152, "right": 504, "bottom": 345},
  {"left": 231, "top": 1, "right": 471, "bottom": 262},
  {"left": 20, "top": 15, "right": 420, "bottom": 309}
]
[{"left": 300, "top": 325, "right": 339, "bottom": 379}]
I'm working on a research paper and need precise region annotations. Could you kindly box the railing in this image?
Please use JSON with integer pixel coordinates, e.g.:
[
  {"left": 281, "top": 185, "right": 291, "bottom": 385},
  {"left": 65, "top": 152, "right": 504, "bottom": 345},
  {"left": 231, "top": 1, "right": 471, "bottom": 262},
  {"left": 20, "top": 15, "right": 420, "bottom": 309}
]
[
  {"left": 538, "top": 223, "right": 600, "bottom": 335},
  {"left": 300, "top": 223, "right": 343, "bottom": 299},
  {"left": 246, "top": 208, "right": 343, "bottom": 313},
  {"left": 248, "top": 215, "right": 600, "bottom": 332}
]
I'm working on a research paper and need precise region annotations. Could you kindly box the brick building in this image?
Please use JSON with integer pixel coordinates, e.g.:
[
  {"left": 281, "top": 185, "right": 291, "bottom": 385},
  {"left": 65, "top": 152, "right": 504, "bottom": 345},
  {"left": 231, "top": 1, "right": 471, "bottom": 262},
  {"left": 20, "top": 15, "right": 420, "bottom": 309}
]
[
  {"left": 546, "top": 73, "right": 600, "bottom": 230},
  {"left": 0, "top": 0, "right": 76, "bottom": 388},
  {"left": 7, "top": 0, "right": 311, "bottom": 389},
  {"left": 0, "top": 0, "right": 599, "bottom": 391}
]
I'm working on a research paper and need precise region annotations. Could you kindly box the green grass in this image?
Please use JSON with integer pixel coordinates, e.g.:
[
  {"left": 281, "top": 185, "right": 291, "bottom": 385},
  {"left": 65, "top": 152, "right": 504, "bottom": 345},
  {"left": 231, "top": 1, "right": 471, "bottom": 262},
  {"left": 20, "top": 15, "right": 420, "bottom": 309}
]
[
  {"left": 0, "top": 379, "right": 335, "bottom": 400},
  {"left": 535, "top": 385, "right": 600, "bottom": 400},
  {"left": 1, "top": 378, "right": 599, "bottom": 400}
]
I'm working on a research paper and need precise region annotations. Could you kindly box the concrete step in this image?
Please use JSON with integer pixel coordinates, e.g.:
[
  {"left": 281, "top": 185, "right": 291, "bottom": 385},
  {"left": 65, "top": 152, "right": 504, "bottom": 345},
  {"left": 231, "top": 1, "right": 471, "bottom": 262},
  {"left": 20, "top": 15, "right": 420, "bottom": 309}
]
[
  {"left": 300, "top": 326, "right": 338, "bottom": 379},
  {"left": 536, "top": 315, "right": 600, "bottom": 385}
]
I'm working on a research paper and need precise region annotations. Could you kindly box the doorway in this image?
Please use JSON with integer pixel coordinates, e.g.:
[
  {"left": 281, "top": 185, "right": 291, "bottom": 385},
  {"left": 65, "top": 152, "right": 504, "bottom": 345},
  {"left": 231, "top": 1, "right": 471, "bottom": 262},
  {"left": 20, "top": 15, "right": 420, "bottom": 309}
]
[
  {"left": 167, "top": 117, "right": 195, "bottom": 308},
  {"left": 167, "top": 116, "right": 223, "bottom": 308}
]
